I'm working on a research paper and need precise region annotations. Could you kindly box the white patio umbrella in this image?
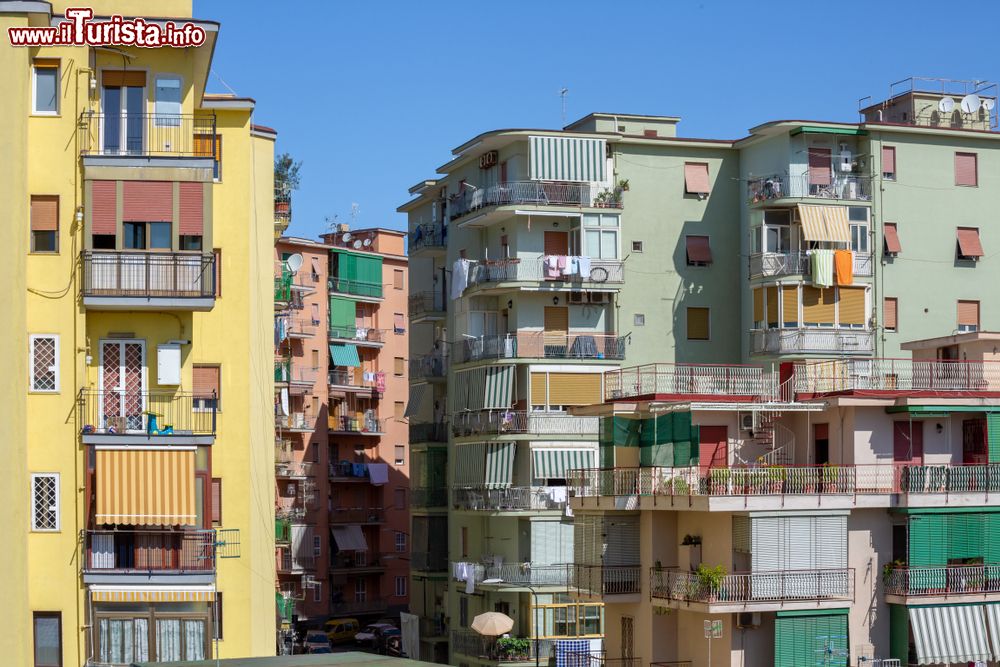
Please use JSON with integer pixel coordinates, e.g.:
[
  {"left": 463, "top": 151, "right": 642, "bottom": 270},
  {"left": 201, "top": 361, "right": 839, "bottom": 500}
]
[{"left": 471, "top": 611, "right": 515, "bottom": 637}]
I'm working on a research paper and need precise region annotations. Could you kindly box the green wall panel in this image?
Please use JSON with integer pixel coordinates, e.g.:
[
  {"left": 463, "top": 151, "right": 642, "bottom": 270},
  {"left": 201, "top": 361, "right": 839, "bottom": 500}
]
[
  {"left": 988, "top": 413, "right": 1000, "bottom": 463},
  {"left": 889, "top": 604, "right": 909, "bottom": 665}
]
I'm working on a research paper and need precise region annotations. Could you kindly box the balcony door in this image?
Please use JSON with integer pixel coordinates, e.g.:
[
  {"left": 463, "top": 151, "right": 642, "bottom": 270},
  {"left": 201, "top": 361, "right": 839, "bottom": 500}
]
[
  {"left": 99, "top": 340, "right": 147, "bottom": 432},
  {"left": 102, "top": 71, "right": 146, "bottom": 155},
  {"left": 699, "top": 425, "right": 728, "bottom": 472},
  {"left": 893, "top": 421, "right": 924, "bottom": 466}
]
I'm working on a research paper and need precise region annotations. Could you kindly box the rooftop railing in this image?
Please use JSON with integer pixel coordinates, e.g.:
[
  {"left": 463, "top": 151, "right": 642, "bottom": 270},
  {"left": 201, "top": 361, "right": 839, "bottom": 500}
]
[
  {"left": 884, "top": 565, "right": 1000, "bottom": 598},
  {"left": 82, "top": 529, "right": 216, "bottom": 573},
  {"left": 794, "top": 358, "right": 1000, "bottom": 395},
  {"left": 750, "top": 328, "right": 874, "bottom": 355},
  {"left": 572, "top": 564, "right": 642, "bottom": 596},
  {"left": 650, "top": 567, "right": 854, "bottom": 604},
  {"left": 452, "top": 485, "right": 569, "bottom": 512},
  {"left": 467, "top": 257, "right": 624, "bottom": 286},
  {"left": 450, "top": 181, "right": 621, "bottom": 220},
  {"left": 451, "top": 410, "right": 599, "bottom": 437},
  {"left": 453, "top": 332, "right": 626, "bottom": 363},
  {"left": 78, "top": 112, "right": 217, "bottom": 158},
  {"left": 82, "top": 251, "right": 215, "bottom": 300},
  {"left": 605, "top": 364, "right": 778, "bottom": 402},
  {"left": 79, "top": 389, "right": 216, "bottom": 436}
]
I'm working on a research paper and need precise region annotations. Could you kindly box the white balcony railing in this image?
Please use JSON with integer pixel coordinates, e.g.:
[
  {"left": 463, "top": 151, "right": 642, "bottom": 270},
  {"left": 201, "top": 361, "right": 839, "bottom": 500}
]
[
  {"left": 451, "top": 561, "right": 572, "bottom": 587},
  {"left": 451, "top": 410, "right": 599, "bottom": 437},
  {"left": 605, "top": 364, "right": 778, "bottom": 402},
  {"left": 748, "top": 251, "right": 873, "bottom": 279},
  {"left": 467, "top": 257, "right": 624, "bottom": 286},
  {"left": 747, "top": 173, "right": 873, "bottom": 203},
  {"left": 452, "top": 486, "right": 568, "bottom": 512},
  {"left": 750, "top": 328, "right": 874, "bottom": 355},
  {"left": 795, "top": 358, "right": 1000, "bottom": 394}
]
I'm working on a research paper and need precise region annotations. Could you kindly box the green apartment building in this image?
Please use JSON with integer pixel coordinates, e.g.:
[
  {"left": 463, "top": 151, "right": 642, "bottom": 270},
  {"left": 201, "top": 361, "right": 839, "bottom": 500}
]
[{"left": 402, "top": 77, "right": 1000, "bottom": 666}]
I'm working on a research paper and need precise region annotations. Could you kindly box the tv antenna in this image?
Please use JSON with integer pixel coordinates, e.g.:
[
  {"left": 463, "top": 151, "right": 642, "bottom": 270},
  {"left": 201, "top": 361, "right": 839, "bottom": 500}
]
[
  {"left": 351, "top": 203, "right": 360, "bottom": 226},
  {"left": 324, "top": 214, "right": 339, "bottom": 234},
  {"left": 559, "top": 87, "right": 569, "bottom": 126}
]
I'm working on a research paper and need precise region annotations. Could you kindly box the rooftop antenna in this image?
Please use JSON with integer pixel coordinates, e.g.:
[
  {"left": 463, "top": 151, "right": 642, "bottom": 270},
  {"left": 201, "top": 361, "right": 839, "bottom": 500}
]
[
  {"left": 324, "top": 214, "right": 339, "bottom": 234},
  {"left": 559, "top": 87, "right": 569, "bottom": 126},
  {"left": 350, "top": 203, "right": 360, "bottom": 227}
]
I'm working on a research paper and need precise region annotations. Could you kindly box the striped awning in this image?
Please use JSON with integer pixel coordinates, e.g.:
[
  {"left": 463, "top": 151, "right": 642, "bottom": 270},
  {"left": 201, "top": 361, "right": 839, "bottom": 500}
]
[
  {"left": 331, "top": 525, "right": 368, "bottom": 552},
  {"left": 330, "top": 343, "right": 361, "bottom": 368},
  {"left": 532, "top": 448, "right": 596, "bottom": 480},
  {"left": 405, "top": 383, "right": 429, "bottom": 418},
  {"left": 986, "top": 604, "right": 1000, "bottom": 661},
  {"left": 797, "top": 204, "right": 850, "bottom": 243},
  {"left": 454, "top": 443, "right": 486, "bottom": 486},
  {"left": 452, "top": 365, "right": 515, "bottom": 412},
  {"left": 485, "top": 366, "right": 514, "bottom": 409},
  {"left": 530, "top": 136, "right": 607, "bottom": 182},
  {"left": 485, "top": 442, "right": 515, "bottom": 489},
  {"left": 90, "top": 587, "right": 215, "bottom": 602},
  {"left": 910, "top": 605, "right": 991, "bottom": 665},
  {"left": 96, "top": 449, "right": 196, "bottom": 526}
]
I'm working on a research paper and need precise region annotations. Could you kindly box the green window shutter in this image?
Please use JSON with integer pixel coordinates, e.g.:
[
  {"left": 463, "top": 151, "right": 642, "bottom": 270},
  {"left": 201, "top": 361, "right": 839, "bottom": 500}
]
[
  {"left": 334, "top": 250, "right": 357, "bottom": 282},
  {"left": 356, "top": 255, "right": 383, "bottom": 286},
  {"left": 775, "top": 614, "right": 848, "bottom": 667},
  {"left": 889, "top": 604, "right": 909, "bottom": 665},
  {"left": 987, "top": 514, "right": 1000, "bottom": 564},
  {"left": 988, "top": 413, "right": 1000, "bottom": 463},
  {"left": 329, "top": 297, "right": 356, "bottom": 334}
]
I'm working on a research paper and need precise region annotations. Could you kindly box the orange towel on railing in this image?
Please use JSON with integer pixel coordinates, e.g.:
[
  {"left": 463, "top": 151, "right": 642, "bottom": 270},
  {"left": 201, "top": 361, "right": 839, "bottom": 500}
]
[{"left": 834, "top": 250, "right": 854, "bottom": 285}]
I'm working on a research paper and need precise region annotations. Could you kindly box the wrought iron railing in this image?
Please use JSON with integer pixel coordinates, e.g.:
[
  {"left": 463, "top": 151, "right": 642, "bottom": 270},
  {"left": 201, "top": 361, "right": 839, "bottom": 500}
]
[
  {"left": 452, "top": 486, "right": 569, "bottom": 512},
  {"left": 328, "top": 414, "right": 385, "bottom": 434},
  {"left": 650, "top": 567, "right": 854, "bottom": 603},
  {"left": 452, "top": 332, "right": 626, "bottom": 363},
  {"left": 410, "top": 223, "right": 446, "bottom": 251},
  {"left": 452, "top": 561, "right": 572, "bottom": 587},
  {"left": 572, "top": 564, "right": 642, "bottom": 595},
  {"left": 467, "top": 258, "right": 624, "bottom": 286},
  {"left": 409, "top": 291, "right": 446, "bottom": 317},
  {"left": 328, "top": 276, "right": 383, "bottom": 299},
  {"left": 82, "top": 251, "right": 215, "bottom": 299},
  {"left": 82, "top": 529, "right": 216, "bottom": 573},
  {"left": 79, "top": 389, "right": 216, "bottom": 436},
  {"left": 884, "top": 564, "right": 1000, "bottom": 597},
  {"left": 451, "top": 630, "right": 556, "bottom": 662},
  {"left": 605, "top": 363, "right": 777, "bottom": 402},
  {"left": 451, "top": 410, "right": 599, "bottom": 437},
  {"left": 328, "top": 326, "right": 387, "bottom": 344},
  {"left": 449, "top": 181, "right": 621, "bottom": 220},
  {"left": 750, "top": 328, "right": 874, "bottom": 355},
  {"left": 746, "top": 173, "right": 873, "bottom": 203},
  {"left": 794, "top": 358, "right": 1000, "bottom": 395},
  {"left": 78, "top": 112, "right": 217, "bottom": 157},
  {"left": 410, "top": 354, "right": 448, "bottom": 380}
]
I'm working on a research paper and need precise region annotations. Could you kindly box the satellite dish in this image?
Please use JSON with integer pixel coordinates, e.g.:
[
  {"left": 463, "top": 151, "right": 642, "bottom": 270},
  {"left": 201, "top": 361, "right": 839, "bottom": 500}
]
[
  {"left": 341, "top": 232, "right": 352, "bottom": 243},
  {"left": 983, "top": 98, "right": 996, "bottom": 111},
  {"left": 352, "top": 240, "right": 362, "bottom": 249},
  {"left": 285, "top": 253, "right": 303, "bottom": 273},
  {"left": 961, "top": 94, "right": 981, "bottom": 114},
  {"left": 939, "top": 97, "right": 955, "bottom": 113},
  {"left": 362, "top": 238, "right": 373, "bottom": 247}
]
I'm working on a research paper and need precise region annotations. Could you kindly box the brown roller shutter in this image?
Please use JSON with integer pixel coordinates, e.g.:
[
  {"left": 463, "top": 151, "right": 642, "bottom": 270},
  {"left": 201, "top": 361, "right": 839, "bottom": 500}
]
[
  {"left": 838, "top": 287, "right": 866, "bottom": 326},
  {"left": 687, "top": 307, "right": 710, "bottom": 340},
  {"left": 782, "top": 285, "right": 799, "bottom": 326},
  {"left": 530, "top": 373, "right": 547, "bottom": 406},
  {"left": 544, "top": 231, "right": 569, "bottom": 256},
  {"left": 91, "top": 181, "right": 117, "bottom": 235},
  {"left": 548, "top": 373, "right": 601, "bottom": 406},
  {"left": 802, "top": 286, "right": 835, "bottom": 325},
  {"left": 193, "top": 365, "right": 220, "bottom": 398},
  {"left": 766, "top": 286, "right": 779, "bottom": 327},
  {"left": 955, "top": 152, "right": 978, "bottom": 186},
  {"left": 808, "top": 147, "right": 832, "bottom": 186},
  {"left": 884, "top": 297, "right": 898, "bottom": 331},
  {"left": 753, "top": 289, "right": 763, "bottom": 322},
  {"left": 103, "top": 70, "right": 146, "bottom": 87},
  {"left": 178, "top": 182, "right": 204, "bottom": 235},
  {"left": 123, "top": 181, "right": 173, "bottom": 222},
  {"left": 211, "top": 478, "right": 222, "bottom": 525},
  {"left": 30, "top": 195, "right": 58, "bottom": 231},
  {"left": 958, "top": 300, "right": 980, "bottom": 328},
  {"left": 544, "top": 306, "right": 568, "bottom": 348}
]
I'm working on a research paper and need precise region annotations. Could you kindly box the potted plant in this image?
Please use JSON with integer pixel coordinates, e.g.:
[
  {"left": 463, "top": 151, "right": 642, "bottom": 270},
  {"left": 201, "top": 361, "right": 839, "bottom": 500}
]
[
  {"left": 765, "top": 465, "right": 785, "bottom": 493},
  {"left": 881, "top": 559, "right": 906, "bottom": 587},
  {"left": 274, "top": 152, "right": 302, "bottom": 214},
  {"left": 495, "top": 637, "right": 531, "bottom": 661},
  {"left": 709, "top": 467, "right": 731, "bottom": 495},
  {"left": 695, "top": 563, "right": 727, "bottom": 602}
]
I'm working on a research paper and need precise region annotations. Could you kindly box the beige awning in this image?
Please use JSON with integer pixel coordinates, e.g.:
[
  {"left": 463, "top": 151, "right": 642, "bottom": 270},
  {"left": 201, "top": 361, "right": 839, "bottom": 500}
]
[
  {"left": 96, "top": 449, "right": 196, "bottom": 526},
  {"left": 798, "top": 205, "right": 851, "bottom": 243}
]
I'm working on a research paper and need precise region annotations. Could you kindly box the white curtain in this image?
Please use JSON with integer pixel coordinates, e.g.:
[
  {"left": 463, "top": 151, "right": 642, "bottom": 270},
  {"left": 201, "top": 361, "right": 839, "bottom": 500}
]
[
  {"left": 156, "top": 619, "right": 181, "bottom": 662},
  {"left": 91, "top": 533, "right": 115, "bottom": 569},
  {"left": 133, "top": 618, "right": 149, "bottom": 662},
  {"left": 99, "top": 619, "right": 134, "bottom": 664},
  {"left": 183, "top": 619, "right": 206, "bottom": 660}
]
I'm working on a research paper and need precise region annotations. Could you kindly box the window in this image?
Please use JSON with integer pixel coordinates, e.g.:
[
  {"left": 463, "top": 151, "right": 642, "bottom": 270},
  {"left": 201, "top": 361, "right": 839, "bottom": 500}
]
[
  {"left": 643, "top": 129, "right": 658, "bottom": 138},
  {"left": 92, "top": 234, "right": 116, "bottom": 250},
  {"left": 33, "top": 612, "right": 61, "bottom": 667},
  {"left": 210, "top": 478, "right": 222, "bottom": 525},
  {"left": 459, "top": 596, "right": 469, "bottom": 627},
  {"left": 763, "top": 209, "right": 791, "bottom": 253},
  {"left": 394, "top": 313, "right": 405, "bottom": 334},
  {"left": 32, "top": 60, "right": 59, "bottom": 114},
  {"left": 30, "top": 195, "right": 59, "bottom": 253},
  {"left": 313, "top": 535, "right": 322, "bottom": 557},
  {"left": 123, "top": 221, "right": 171, "bottom": 250},
  {"left": 631, "top": 241, "right": 643, "bottom": 253},
  {"left": 395, "top": 444, "right": 405, "bottom": 466},
  {"left": 30, "top": 335, "right": 59, "bottom": 392},
  {"left": 313, "top": 581, "right": 322, "bottom": 603},
  {"left": 395, "top": 531, "right": 407, "bottom": 552},
  {"left": 395, "top": 576, "right": 407, "bottom": 597},
  {"left": 461, "top": 527, "right": 468, "bottom": 557},
  {"left": 582, "top": 214, "right": 619, "bottom": 259},
  {"left": 394, "top": 356, "right": 404, "bottom": 376},
  {"left": 213, "top": 593, "right": 223, "bottom": 640},
  {"left": 394, "top": 488, "right": 406, "bottom": 509},
  {"left": 849, "top": 207, "right": 868, "bottom": 253},
  {"left": 179, "top": 235, "right": 202, "bottom": 250},
  {"left": 394, "top": 401, "right": 405, "bottom": 420},
  {"left": 354, "top": 578, "right": 366, "bottom": 602},
  {"left": 884, "top": 298, "right": 898, "bottom": 333},
  {"left": 958, "top": 300, "right": 980, "bottom": 332},
  {"left": 633, "top": 313, "right": 645, "bottom": 326},
  {"left": 393, "top": 269, "right": 404, "bottom": 290},
  {"left": 686, "top": 307, "right": 710, "bottom": 340},
  {"left": 31, "top": 473, "right": 59, "bottom": 531},
  {"left": 195, "top": 134, "right": 222, "bottom": 180},
  {"left": 955, "top": 152, "right": 978, "bottom": 187},
  {"left": 193, "top": 365, "right": 220, "bottom": 411},
  {"left": 685, "top": 235, "right": 712, "bottom": 266},
  {"left": 957, "top": 227, "right": 984, "bottom": 260},
  {"left": 882, "top": 146, "right": 896, "bottom": 180},
  {"left": 154, "top": 75, "right": 182, "bottom": 126},
  {"left": 683, "top": 162, "right": 711, "bottom": 195},
  {"left": 884, "top": 223, "right": 901, "bottom": 255}
]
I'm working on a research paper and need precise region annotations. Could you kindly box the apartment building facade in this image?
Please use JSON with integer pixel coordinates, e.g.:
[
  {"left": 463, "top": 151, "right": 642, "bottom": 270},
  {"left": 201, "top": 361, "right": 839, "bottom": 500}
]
[
  {"left": 2, "top": 1, "right": 277, "bottom": 665},
  {"left": 403, "top": 79, "right": 1000, "bottom": 666},
  {"left": 273, "top": 227, "right": 410, "bottom": 644}
]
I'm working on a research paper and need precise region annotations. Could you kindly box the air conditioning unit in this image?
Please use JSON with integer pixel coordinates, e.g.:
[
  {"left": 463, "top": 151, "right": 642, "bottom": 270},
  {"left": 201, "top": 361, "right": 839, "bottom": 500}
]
[
  {"left": 737, "top": 612, "right": 760, "bottom": 629},
  {"left": 569, "top": 291, "right": 586, "bottom": 304},
  {"left": 739, "top": 413, "right": 755, "bottom": 433},
  {"left": 588, "top": 292, "right": 611, "bottom": 304}
]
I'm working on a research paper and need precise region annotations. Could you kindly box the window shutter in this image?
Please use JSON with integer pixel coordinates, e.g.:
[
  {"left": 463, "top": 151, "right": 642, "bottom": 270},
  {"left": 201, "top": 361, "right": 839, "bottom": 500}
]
[
  {"left": 802, "top": 286, "right": 835, "bottom": 325},
  {"left": 530, "top": 372, "right": 547, "bottom": 406},
  {"left": 751, "top": 517, "right": 782, "bottom": 572},
  {"left": 544, "top": 307, "right": 569, "bottom": 336},
  {"left": 30, "top": 195, "right": 59, "bottom": 231},
  {"left": 881, "top": 146, "right": 896, "bottom": 174},
  {"left": 838, "top": 287, "right": 866, "bottom": 326},
  {"left": 123, "top": 181, "right": 173, "bottom": 222},
  {"left": 178, "top": 182, "right": 204, "bottom": 235},
  {"left": 543, "top": 231, "right": 569, "bottom": 256},
  {"left": 394, "top": 401, "right": 405, "bottom": 419},
  {"left": 213, "top": 249, "right": 222, "bottom": 296},
  {"left": 958, "top": 300, "right": 980, "bottom": 327},
  {"left": 192, "top": 365, "right": 220, "bottom": 398},
  {"left": 955, "top": 152, "right": 978, "bottom": 186},
  {"left": 753, "top": 289, "right": 764, "bottom": 322},
  {"left": 956, "top": 227, "right": 984, "bottom": 258},
  {"left": 604, "top": 516, "right": 640, "bottom": 566},
  {"left": 91, "top": 181, "right": 117, "bottom": 235},
  {"left": 784, "top": 516, "right": 814, "bottom": 571},
  {"left": 883, "top": 223, "right": 901, "bottom": 254},
  {"left": 211, "top": 478, "right": 222, "bottom": 525},
  {"left": 394, "top": 313, "right": 405, "bottom": 332},
  {"left": 781, "top": 285, "right": 798, "bottom": 325},
  {"left": 686, "top": 307, "right": 709, "bottom": 340},
  {"left": 548, "top": 373, "right": 601, "bottom": 406},
  {"left": 808, "top": 147, "right": 832, "bottom": 186},
  {"left": 685, "top": 235, "right": 713, "bottom": 263},
  {"left": 394, "top": 356, "right": 404, "bottom": 375},
  {"left": 766, "top": 286, "right": 779, "bottom": 327},
  {"left": 884, "top": 297, "right": 898, "bottom": 331},
  {"left": 103, "top": 70, "right": 146, "bottom": 87},
  {"left": 683, "top": 162, "right": 711, "bottom": 194},
  {"left": 393, "top": 269, "right": 404, "bottom": 290},
  {"left": 531, "top": 521, "right": 559, "bottom": 565},
  {"left": 194, "top": 134, "right": 214, "bottom": 157}
]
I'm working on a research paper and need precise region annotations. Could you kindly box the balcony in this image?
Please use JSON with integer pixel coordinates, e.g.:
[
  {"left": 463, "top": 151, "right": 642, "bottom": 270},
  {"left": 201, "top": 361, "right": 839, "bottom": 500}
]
[
  {"left": 328, "top": 369, "right": 381, "bottom": 396},
  {"left": 747, "top": 173, "right": 873, "bottom": 204},
  {"left": 409, "top": 291, "right": 446, "bottom": 321},
  {"left": 452, "top": 561, "right": 572, "bottom": 588},
  {"left": 452, "top": 486, "right": 568, "bottom": 513},
  {"left": 452, "top": 630, "right": 556, "bottom": 664},
  {"left": 275, "top": 413, "right": 316, "bottom": 433},
  {"left": 453, "top": 332, "right": 626, "bottom": 364},
  {"left": 452, "top": 410, "right": 598, "bottom": 438},
  {"left": 410, "top": 223, "right": 446, "bottom": 254},
  {"left": 329, "top": 552, "right": 388, "bottom": 574},
  {"left": 450, "top": 180, "right": 622, "bottom": 223},
  {"left": 82, "top": 529, "right": 217, "bottom": 582},
  {"left": 750, "top": 328, "right": 874, "bottom": 356},
  {"left": 466, "top": 257, "right": 624, "bottom": 289},
  {"left": 274, "top": 271, "right": 293, "bottom": 307},
  {"left": 794, "top": 358, "right": 1000, "bottom": 397},
  {"left": 328, "top": 276, "right": 383, "bottom": 300},
  {"left": 410, "top": 354, "right": 448, "bottom": 381},
  {"left": 328, "top": 414, "right": 385, "bottom": 435},
  {"left": 79, "top": 389, "right": 216, "bottom": 444},
  {"left": 275, "top": 363, "right": 319, "bottom": 393},
  {"left": 275, "top": 460, "right": 315, "bottom": 479},
  {"left": 410, "top": 422, "right": 448, "bottom": 444},
  {"left": 329, "top": 326, "right": 387, "bottom": 347},
  {"left": 884, "top": 565, "right": 1000, "bottom": 601},
  {"left": 277, "top": 551, "right": 314, "bottom": 573},
  {"left": 411, "top": 487, "right": 449, "bottom": 509},
  {"left": 329, "top": 507, "right": 384, "bottom": 524},
  {"left": 605, "top": 364, "right": 780, "bottom": 402},
  {"left": 412, "top": 550, "right": 449, "bottom": 572},
  {"left": 650, "top": 567, "right": 854, "bottom": 610},
  {"left": 572, "top": 564, "right": 642, "bottom": 596},
  {"left": 748, "top": 251, "right": 873, "bottom": 279},
  {"left": 81, "top": 251, "right": 215, "bottom": 310},
  {"left": 286, "top": 317, "right": 320, "bottom": 339},
  {"left": 329, "top": 460, "right": 381, "bottom": 482},
  {"left": 78, "top": 112, "right": 216, "bottom": 161}
]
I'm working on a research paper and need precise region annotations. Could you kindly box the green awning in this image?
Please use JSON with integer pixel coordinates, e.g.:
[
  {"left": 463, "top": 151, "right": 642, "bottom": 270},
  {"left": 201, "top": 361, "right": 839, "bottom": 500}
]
[
  {"left": 790, "top": 125, "right": 868, "bottom": 137},
  {"left": 532, "top": 448, "right": 596, "bottom": 480},
  {"left": 454, "top": 443, "right": 486, "bottom": 486},
  {"left": 484, "top": 365, "right": 514, "bottom": 409},
  {"left": 330, "top": 343, "right": 361, "bottom": 367},
  {"left": 485, "top": 442, "right": 515, "bottom": 489}
]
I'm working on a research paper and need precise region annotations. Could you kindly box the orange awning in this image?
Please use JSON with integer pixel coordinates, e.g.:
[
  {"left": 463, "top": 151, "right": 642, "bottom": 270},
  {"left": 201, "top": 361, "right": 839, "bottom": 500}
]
[
  {"left": 96, "top": 449, "right": 197, "bottom": 526},
  {"left": 684, "top": 163, "right": 710, "bottom": 194},
  {"left": 686, "top": 235, "right": 713, "bottom": 263},
  {"left": 90, "top": 588, "right": 215, "bottom": 602},
  {"left": 884, "top": 223, "right": 902, "bottom": 254},
  {"left": 957, "top": 228, "right": 984, "bottom": 258}
]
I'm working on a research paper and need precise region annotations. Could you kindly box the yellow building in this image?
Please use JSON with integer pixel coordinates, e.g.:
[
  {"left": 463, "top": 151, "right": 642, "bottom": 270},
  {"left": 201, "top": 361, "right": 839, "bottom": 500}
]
[{"left": 0, "top": 2, "right": 277, "bottom": 665}]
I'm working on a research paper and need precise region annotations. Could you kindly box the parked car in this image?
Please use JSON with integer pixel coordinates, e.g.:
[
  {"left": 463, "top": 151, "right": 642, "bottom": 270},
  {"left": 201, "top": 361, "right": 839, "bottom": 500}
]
[
  {"left": 375, "top": 627, "right": 402, "bottom": 655},
  {"left": 303, "top": 631, "right": 331, "bottom": 653},
  {"left": 308, "top": 646, "right": 332, "bottom": 654},
  {"left": 325, "top": 618, "right": 360, "bottom": 645},
  {"left": 355, "top": 623, "right": 395, "bottom": 645}
]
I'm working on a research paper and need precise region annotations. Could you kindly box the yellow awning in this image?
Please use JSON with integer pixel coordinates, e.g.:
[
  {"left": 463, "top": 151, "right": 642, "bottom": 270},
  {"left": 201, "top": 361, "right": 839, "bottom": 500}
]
[
  {"left": 96, "top": 449, "right": 197, "bottom": 526},
  {"left": 797, "top": 204, "right": 851, "bottom": 243},
  {"left": 90, "top": 589, "right": 215, "bottom": 602}
]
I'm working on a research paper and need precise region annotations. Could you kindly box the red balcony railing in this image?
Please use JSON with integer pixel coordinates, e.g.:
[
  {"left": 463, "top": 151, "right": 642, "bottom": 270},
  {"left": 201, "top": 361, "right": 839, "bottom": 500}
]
[{"left": 82, "top": 529, "right": 216, "bottom": 573}]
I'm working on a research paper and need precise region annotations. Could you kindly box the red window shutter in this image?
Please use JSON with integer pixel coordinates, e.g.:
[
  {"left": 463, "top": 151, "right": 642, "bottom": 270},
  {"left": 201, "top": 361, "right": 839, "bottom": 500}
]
[
  {"left": 685, "top": 235, "right": 713, "bottom": 263},
  {"left": 123, "top": 181, "right": 173, "bottom": 222},
  {"left": 808, "top": 148, "right": 832, "bottom": 186},
  {"left": 956, "top": 227, "right": 984, "bottom": 258},
  {"left": 884, "top": 298, "right": 898, "bottom": 331},
  {"left": 211, "top": 478, "right": 222, "bottom": 525},
  {"left": 883, "top": 223, "right": 902, "bottom": 254},
  {"left": 178, "top": 182, "right": 204, "bottom": 235},
  {"left": 543, "top": 231, "right": 569, "bottom": 256},
  {"left": 814, "top": 424, "right": 829, "bottom": 440},
  {"left": 684, "top": 163, "right": 711, "bottom": 194},
  {"left": 882, "top": 146, "right": 896, "bottom": 175},
  {"left": 643, "top": 129, "right": 658, "bottom": 138},
  {"left": 955, "top": 152, "right": 978, "bottom": 186},
  {"left": 91, "top": 181, "right": 117, "bottom": 234}
]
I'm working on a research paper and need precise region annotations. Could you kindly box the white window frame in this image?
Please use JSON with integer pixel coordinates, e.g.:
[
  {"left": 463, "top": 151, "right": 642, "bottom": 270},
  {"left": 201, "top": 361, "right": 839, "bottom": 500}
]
[
  {"left": 31, "top": 473, "right": 60, "bottom": 532},
  {"left": 394, "top": 444, "right": 405, "bottom": 466},
  {"left": 395, "top": 531, "right": 407, "bottom": 553},
  {"left": 395, "top": 576, "right": 407, "bottom": 597},
  {"left": 582, "top": 213, "right": 620, "bottom": 260},
  {"left": 29, "top": 334, "right": 60, "bottom": 393},
  {"left": 32, "top": 64, "right": 60, "bottom": 116},
  {"left": 153, "top": 74, "right": 182, "bottom": 127}
]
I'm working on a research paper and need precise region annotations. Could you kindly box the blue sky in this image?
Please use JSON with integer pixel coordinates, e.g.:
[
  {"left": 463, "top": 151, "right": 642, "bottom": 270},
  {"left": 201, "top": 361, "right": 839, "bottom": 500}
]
[{"left": 201, "top": 0, "right": 1000, "bottom": 240}]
